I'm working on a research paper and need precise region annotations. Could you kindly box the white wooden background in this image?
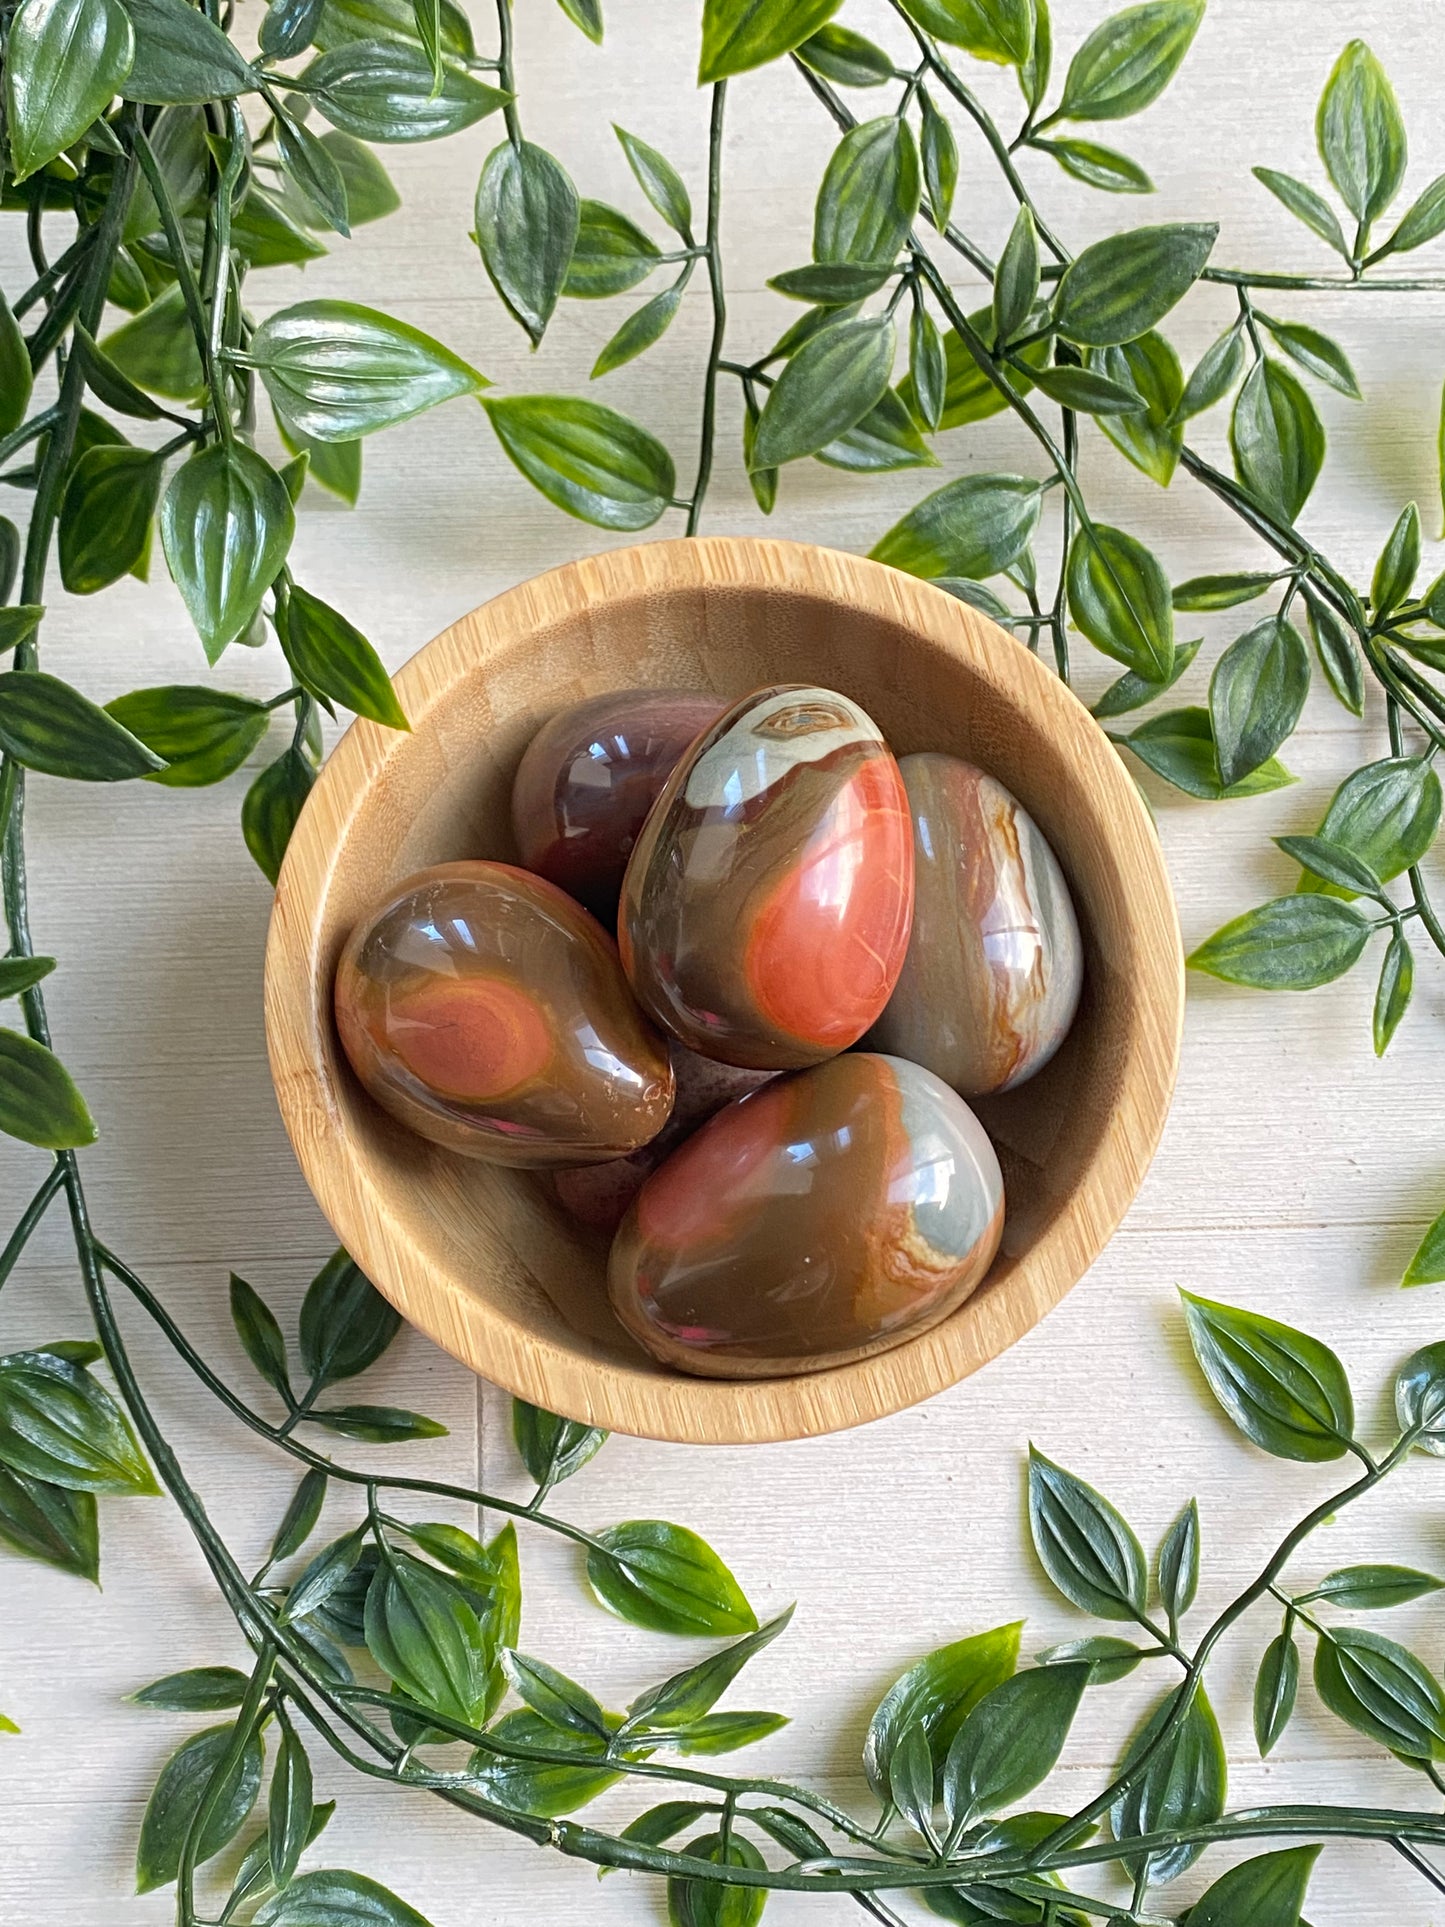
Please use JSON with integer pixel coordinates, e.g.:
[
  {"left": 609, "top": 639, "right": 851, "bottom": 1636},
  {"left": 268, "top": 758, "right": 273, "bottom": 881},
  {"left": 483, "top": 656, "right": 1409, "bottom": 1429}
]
[{"left": 4, "top": 1, "right": 1445, "bottom": 1920}]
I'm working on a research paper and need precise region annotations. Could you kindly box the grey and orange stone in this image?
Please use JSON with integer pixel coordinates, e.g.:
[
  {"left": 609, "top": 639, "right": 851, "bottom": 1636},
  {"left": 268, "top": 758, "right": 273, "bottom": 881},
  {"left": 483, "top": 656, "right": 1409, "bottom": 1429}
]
[
  {"left": 334, "top": 861, "right": 674, "bottom": 1166},
  {"left": 608, "top": 1052, "right": 1004, "bottom": 1377},
  {"left": 869, "top": 753, "right": 1082, "bottom": 1095}
]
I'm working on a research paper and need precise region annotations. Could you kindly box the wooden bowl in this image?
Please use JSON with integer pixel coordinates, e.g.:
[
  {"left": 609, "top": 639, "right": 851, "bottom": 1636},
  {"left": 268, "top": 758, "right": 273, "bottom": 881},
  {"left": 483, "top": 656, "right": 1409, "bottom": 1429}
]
[{"left": 265, "top": 537, "right": 1182, "bottom": 1445}]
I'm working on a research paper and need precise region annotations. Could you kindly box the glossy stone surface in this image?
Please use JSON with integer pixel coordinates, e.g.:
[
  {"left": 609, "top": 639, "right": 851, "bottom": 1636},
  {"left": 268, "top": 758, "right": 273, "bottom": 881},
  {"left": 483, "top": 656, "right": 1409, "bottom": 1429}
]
[
  {"left": 869, "top": 753, "right": 1083, "bottom": 1095},
  {"left": 608, "top": 1052, "right": 1003, "bottom": 1377},
  {"left": 618, "top": 685, "right": 914, "bottom": 1070},
  {"left": 552, "top": 1046, "right": 774, "bottom": 1234},
  {"left": 334, "top": 861, "right": 674, "bottom": 1167},
  {"left": 511, "top": 688, "right": 726, "bottom": 919}
]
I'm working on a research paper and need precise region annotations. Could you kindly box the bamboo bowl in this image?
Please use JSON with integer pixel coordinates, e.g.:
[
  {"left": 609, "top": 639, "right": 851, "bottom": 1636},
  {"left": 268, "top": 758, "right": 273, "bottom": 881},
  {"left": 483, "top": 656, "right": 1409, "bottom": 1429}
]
[{"left": 265, "top": 537, "right": 1182, "bottom": 1445}]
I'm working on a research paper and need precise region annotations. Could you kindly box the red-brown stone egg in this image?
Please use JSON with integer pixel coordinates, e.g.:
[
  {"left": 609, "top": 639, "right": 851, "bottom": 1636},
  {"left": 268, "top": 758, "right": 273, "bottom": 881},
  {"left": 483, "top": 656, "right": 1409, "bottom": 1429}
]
[
  {"left": 334, "top": 861, "right": 674, "bottom": 1167},
  {"left": 617, "top": 685, "right": 915, "bottom": 1070}
]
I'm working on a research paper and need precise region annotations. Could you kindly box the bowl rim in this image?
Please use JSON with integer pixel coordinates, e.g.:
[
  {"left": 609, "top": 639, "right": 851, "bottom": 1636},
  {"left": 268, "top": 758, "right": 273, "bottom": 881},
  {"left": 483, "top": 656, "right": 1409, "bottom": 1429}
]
[{"left": 264, "top": 535, "right": 1183, "bottom": 1445}]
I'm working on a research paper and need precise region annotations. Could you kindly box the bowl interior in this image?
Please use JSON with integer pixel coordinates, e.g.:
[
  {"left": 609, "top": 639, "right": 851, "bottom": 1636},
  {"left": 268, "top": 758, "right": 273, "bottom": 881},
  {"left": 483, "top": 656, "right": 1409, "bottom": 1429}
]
[{"left": 266, "top": 537, "right": 1181, "bottom": 1444}]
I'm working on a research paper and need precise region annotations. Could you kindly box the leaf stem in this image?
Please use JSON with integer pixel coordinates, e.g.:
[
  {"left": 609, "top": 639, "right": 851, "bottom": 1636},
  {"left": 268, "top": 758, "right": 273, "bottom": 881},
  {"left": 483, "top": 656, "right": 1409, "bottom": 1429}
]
[
  {"left": 0, "top": 1159, "right": 64, "bottom": 1292},
  {"left": 685, "top": 81, "right": 728, "bottom": 537}
]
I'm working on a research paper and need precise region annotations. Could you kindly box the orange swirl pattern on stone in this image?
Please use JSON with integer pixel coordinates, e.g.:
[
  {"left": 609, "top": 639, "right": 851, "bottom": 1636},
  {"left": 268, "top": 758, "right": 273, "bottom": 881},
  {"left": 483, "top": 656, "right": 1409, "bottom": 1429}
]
[{"left": 334, "top": 861, "right": 674, "bottom": 1167}]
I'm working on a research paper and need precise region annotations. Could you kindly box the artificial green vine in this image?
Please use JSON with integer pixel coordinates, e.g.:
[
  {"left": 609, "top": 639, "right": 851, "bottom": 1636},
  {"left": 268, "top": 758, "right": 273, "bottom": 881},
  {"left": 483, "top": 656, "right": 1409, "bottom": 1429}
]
[{"left": 6, "top": 0, "right": 1445, "bottom": 1921}]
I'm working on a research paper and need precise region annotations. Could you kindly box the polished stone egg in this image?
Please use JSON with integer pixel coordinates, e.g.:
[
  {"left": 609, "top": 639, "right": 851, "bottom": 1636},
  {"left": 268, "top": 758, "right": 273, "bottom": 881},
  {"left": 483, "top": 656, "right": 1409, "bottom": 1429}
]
[
  {"left": 510, "top": 688, "right": 725, "bottom": 920},
  {"left": 608, "top": 1051, "right": 1004, "bottom": 1377},
  {"left": 334, "top": 861, "right": 674, "bottom": 1167},
  {"left": 618, "top": 685, "right": 914, "bottom": 1070},
  {"left": 869, "top": 753, "right": 1082, "bottom": 1095}
]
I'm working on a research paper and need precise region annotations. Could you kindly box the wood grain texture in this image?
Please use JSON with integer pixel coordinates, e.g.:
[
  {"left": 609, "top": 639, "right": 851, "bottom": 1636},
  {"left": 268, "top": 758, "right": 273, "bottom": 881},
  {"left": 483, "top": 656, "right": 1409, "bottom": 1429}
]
[
  {"left": 3, "top": 1, "right": 1445, "bottom": 1921},
  {"left": 265, "top": 538, "right": 1182, "bottom": 1441}
]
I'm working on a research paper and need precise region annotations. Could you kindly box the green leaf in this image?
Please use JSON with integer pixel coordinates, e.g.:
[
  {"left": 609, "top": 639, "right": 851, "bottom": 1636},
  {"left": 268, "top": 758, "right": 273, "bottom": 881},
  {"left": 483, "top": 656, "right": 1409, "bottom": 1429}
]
[
  {"left": 742, "top": 395, "right": 776, "bottom": 513},
  {"left": 243, "top": 747, "right": 316, "bottom": 885},
  {"left": 309, "top": 1404, "right": 446, "bottom": 1442},
  {"left": 1373, "top": 927, "right": 1413, "bottom": 1055},
  {"left": 1053, "top": 223, "right": 1216, "bottom": 347},
  {"left": 1180, "top": 1292, "right": 1354, "bottom": 1459},
  {"left": 919, "top": 88, "right": 958, "bottom": 228},
  {"left": 1230, "top": 358, "right": 1325, "bottom": 524},
  {"left": 767, "top": 260, "right": 894, "bottom": 303},
  {"left": 614, "top": 125, "right": 692, "bottom": 238},
  {"left": 72, "top": 324, "right": 165, "bottom": 424},
  {"left": 698, "top": 0, "right": 841, "bottom": 82},
  {"left": 1275, "top": 833, "right": 1386, "bottom": 900},
  {"left": 1255, "top": 313, "right": 1360, "bottom": 399},
  {"left": 909, "top": 305, "right": 947, "bottom": 433},
  {"left": 58, "top": 447, "right": 164, "bottom": 596},
  {"left": 1090, "top": 636, "right": 1200, "bottom": 720},
  {"left": 619, "top": 1804, "right": 718, "bottom": 1859},
  {"left": 554, "top": 0, "right": 602, "bottom": 41},
  {"left": 502, "top": 1650, "right": 609, "bottom": 1740},
  {"left": 0, "top": 670, "right": 165, "bottom": 780},
  {"left": 864, "top": 1623, "right": 1021, "bottom": 1799},
  {"left": 587, "top": 1520, "right": 757, "bottom": 1637},
  {"left": 1036, "top": 1635, "right": 1145, "bottom": 1684},
  {"left": 1209, "top": 613, "right": 1310, "bottom": 788},
  {"left": 312, "top": 0, "right": 473, "bottom": 58},
  {"left": 160, "top": 444, "right": 294, "bottom": 663},
  {"left": 898, "top": 0, "right": 1032, "bottom": 67},
  {"left": 1018, "top": 0, "right": 1050, "bottom": 110},
  {"left": 1156, "top": 1499, "right": 1199, "bottom": 1622},
  {"left": 122, "top": 0, "right": 259, "bottom": 101},
  {"left": 0, "top": 295, "right": 31, "bottom": 443},
  {"left": 1371, "top": 502, "right": 1420, "bottom": 615},
  {"left": 749, "top": 314, "right": 895, "bottom": 469},
  {"left": 993, "top": 207, "right": 1040, "bottom": 345},
  {"left": 467, "top": 1709, "right": 626, "bottom": 1816},
  {"left": 1299, "top": 756, "right": 1441, "bottom": 895},
  {"left": 1110, "top": 1687, "right": 1225, "bottom": 1886},
  {"left": 272, "top": 1469, "right": 328, "bottom": 1565},
  {"left": 229, "top": 1273, "right": 291, "bottom": 1400},
  {"left": 275, "top": 107, "right": 350, "bottom": 236},
  {"left": 281, "top": 585, "right": 406, "bottom": 730},
  {"left": 0, "top": 1461, "right": 97, "bottom": 1579},
  {"left": 305, "top": 41, "right": 508, "bottom": 142},
  {"left": 310, "top": 131, "right": 399, "bottom": 227},
  {"left": 136, "top": 1720, "right": 265, "bottom": 1892},
  {"left": 888, "top": 1718, "right": 935, "bottom": 1840},
  {"left": 1173, "top": 320, "right": 1247, "bottom": 420},
  {"left": 1028, "top": 364, "right": 1144, "bottom": 414},
  {"left": 1122, "top": 705, "right": 1294, "bottom": 799},
  {"left": 1252, "top": 165, "right": 1350, "bottom": 256},
  {"left": 1027, "top": 1447, "right": 1146, "bottom": 1620},
  {"left": 282, "top": 1527, "right": 368, "bottom": 1626},
  {"left": 0, "top": 1031, "right": 97, "bottom": 1149},
  {"left": 1189, "top": 894, "right": 1372, "bottom": 989},
  {"left": 249, "top": 299, "right": 487, "bottom": 443},
  {"left": 105, "top": 685, "right": 268, "bottom": 789},
  {"left": 667, "top": 1830, "right": 767, "bottom": 1927},
  {"left": 6, "top": 0, "right": 136, "bottom": 182},
  {"left": 1402, "top": 1211, "right": 1445, "bottom": 1289},
  {"left": 1375, "top": 174, "right": 1445, "bottom": 259},
  {"left": 1055, "top": 0, "right": 1202, "bottom": 121},
  {"left": 1172, "top": 571, "right": 1276, "bottom": 612},
  {"left": 1397, "top": 1338, "right": 1445, "bottom": 1438},
  {"left": 0, "top": 954, "right": 54, "bottom": 999},
  {"left": 255, "top": 1868, "right": 433, "bottom": 1927},
  {"left": 474, "top": 141, "right": 579, "bottom": 346},
  {"left": 229, "top": 1801, "right": 338, "bottom": 1917},
  {"left": 941, "top": 1664, "right": 1087, "bottom": 1828},
  {"left": 0, "top": 607, "right": 45, "bottom": 657},
  {"left": 815, "top": 387, "right": 937, "bottom": 472},
  {"left": 1316, "top": 39, "right": 1406, "bottom": 228},
  {"left": 261, "top": 0, "right": 324, "bottom": 58},
  {"left": 366, "top": 1548, "right": 490, "bottom": 1723},
  {"left": 562, "top": 200, "right": 661, "bottom": 297},
  {"left": 485, "top": 394, "right": 674, "bottom": 530},
  {"left": 1307, "top": 1564, "right": 1444, "bottom": 1610},
  {"left": 1254, "top": 1627, "right": 1299, "bottom": 1756},
  {"left": 131, "top": 1666, "right": 251, "bottom": 1710},
  {"left": 623, "top": 1609, "right": 794, "bottom": 1737},
  {"left": 511, "top": 1399, "right": 607, "bottom": 1491},
  {"left": 1315, "top": 1625, "right": 1445, "bottom": 1759},
  {"left": 299, "top": 1249, "right": 401, "bottom": 1387},
  {"left": 100, "top": 286, "right": 204, "bottom": 402},
  {"left": 1065, "top": 522, "right": 1173, "bottom": 680},
  {"left": 665, "top": 1711, "right": 788, "bottom": 1756},
  {"left": 1035, "top": 136, "right": 1152, "bottom": 193},
  {"left": 268, "top": 1725, "right": 312, "bottom": 1891},
  {"left": 871, "top": 473, "right": 1041, "bottom": 580},
  {"left": 276, "top": 413, "right": 363, "bottom": 507},
  {"left": 1189, "top": 1847, "right": 1319, "bottom": 1927},
  {"left": 0, "top": 1349, "right": 156, "bottom": 1492},
  {"left": 796, "top": 23, "right": 893, "bottom": 86},
  {"left": 591, "top": 284, "right": 684, "bottom": 379},
  {"left": 898, "top": 305, "right": 1048, "bottom": 428},
  {"left": 813, "top": 117, "right": 920, "bottom": 268},
  {"left": 1089, "top": 332, "right": 1183, "bottom": 484}
]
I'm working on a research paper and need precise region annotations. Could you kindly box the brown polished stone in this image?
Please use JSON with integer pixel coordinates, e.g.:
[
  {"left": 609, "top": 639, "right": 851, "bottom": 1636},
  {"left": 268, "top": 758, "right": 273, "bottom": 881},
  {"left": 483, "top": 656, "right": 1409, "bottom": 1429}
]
[
  {"left": 618, "top": 685, "right": 914, "bottom": 1070},
  {"left": 510, "top": 688, "right": 725, "bottom": 920},
  {"left": 334, "top": 861, "right": 674, "bottom": 1167},
  {"left": 608, "top": 1052, "right": 1004, "bottom": 1377}
]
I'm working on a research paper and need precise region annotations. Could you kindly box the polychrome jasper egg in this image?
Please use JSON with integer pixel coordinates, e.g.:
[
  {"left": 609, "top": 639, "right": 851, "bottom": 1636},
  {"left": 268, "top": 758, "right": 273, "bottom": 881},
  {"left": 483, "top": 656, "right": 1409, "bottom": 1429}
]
[
  {"left": 553, "top": 1046, "right": 774, "bottom": 1234},
  {"left": 510, "top": 688, "right": 725, "bottom": 919},
  {"left": 869, "top": 753, "right": 1082, "bottom": 1095},
  {"left": 334, "top": 861, "right": 674, "bottom": 1167},
  {"left": 618, "top": 685, "right": 914, "bottom": 1070},
  {"left": 608, "top": 1052, "right": 1003, "bottom": 1377}
]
